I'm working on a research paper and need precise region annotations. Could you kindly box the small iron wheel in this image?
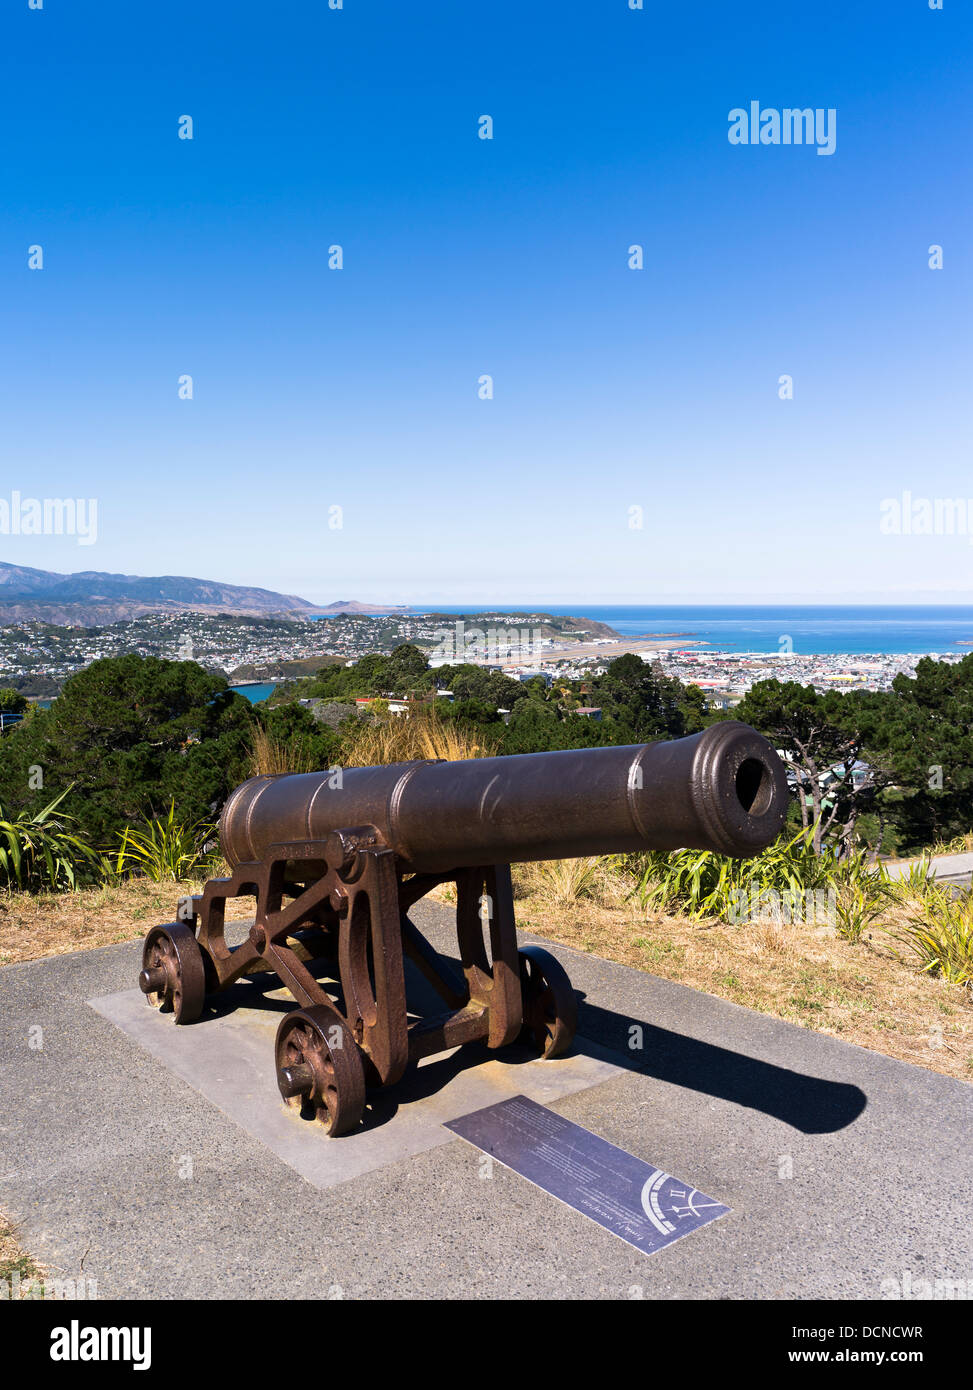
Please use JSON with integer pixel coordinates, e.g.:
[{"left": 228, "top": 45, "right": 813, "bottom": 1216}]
[
  {"left": 275, "top": 1006, "right": 365, "bottom": 1137},
  {"left": 518, "top": 945, "right": 578, "bottom": 1059},
  {"left": 139, "top": 922, "right": 206, "bottom": 1024}
]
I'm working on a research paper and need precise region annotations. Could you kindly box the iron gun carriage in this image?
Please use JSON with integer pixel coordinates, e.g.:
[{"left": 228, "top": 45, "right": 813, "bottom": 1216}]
[{"left": 138, "top": 721, "right": 788, "bottom": 1135}]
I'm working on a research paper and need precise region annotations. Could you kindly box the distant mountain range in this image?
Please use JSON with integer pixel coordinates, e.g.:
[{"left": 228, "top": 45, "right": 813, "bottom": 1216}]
[{"left": 0, "top": 563, "right": 410, "bottom": 626}]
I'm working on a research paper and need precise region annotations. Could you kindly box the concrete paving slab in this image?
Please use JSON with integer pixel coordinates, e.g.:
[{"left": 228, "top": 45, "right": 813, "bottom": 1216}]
[
  {"left": 87, "top": 984, "right": 624, "bottom": 1190},
  {"left": 2, "top": 899, "right": 971, "bottom": 1299}
]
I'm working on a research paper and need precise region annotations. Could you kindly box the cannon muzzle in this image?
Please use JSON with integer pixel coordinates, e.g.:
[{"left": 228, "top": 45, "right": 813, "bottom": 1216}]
[{"left": 220, "top": 720, "right": 788, "bottom": 874}]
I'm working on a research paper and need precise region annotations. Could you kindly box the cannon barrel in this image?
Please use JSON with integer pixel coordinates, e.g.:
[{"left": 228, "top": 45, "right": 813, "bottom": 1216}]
[{"left": 220, "top": 720, "right": 788, "bottom": 875}]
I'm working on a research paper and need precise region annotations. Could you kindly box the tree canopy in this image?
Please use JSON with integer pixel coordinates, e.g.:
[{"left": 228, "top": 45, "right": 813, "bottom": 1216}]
[
  {"left": 734, "top": 656, "right": 973, "bottom": 854},
  {"left": 0, "top": 687, "right": 28, "bottom": 714},
  {"left": 0, "top": 655, "right": 254, "bottom": 843}
]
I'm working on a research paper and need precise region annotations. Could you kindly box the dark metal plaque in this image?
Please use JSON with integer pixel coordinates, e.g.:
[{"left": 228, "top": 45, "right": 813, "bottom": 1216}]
[{"left": 444, "top": 1094, "right": 729, "bottom": 1257}]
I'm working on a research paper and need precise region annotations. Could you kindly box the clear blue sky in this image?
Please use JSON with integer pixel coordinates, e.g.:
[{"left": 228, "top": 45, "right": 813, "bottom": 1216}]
[{"left": 1, "top": 1, "right": 970, "bottom": 606}]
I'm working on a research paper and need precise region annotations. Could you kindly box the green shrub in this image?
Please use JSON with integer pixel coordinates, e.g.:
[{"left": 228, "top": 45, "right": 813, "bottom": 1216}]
[
  {"left": 897, "top": 888, "right": 973, "bottom": 986},
  {"left": 831, "top": 854, "right": 895, "bottom": 943},
  {"left": 629, "top": 827, "right": 892, "bottom": 936},
  {"left": 629, "top": 828, "right": 828, "bottom": 921},
  {"left": 0, "top": 790, "right": 103, "bottom": 892},
  {"left": 893, "top": 856, "right": 938, "bottom": 898},
  {"left": 113, "top": 802, "right": 217, "bottom": 883}
]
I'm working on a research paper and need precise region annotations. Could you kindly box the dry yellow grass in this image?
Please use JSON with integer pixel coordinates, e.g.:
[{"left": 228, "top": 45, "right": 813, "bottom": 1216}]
[
  {"left": 249, "top": 723, "right": 317, "bottom": 777},
  {"left": 0, "top": 877, "right": 254, "bottom": 968},
  {"left": 509, "top": 864, "right": 973, "bottom": 1084},
  {"left": 248, "top": 704, "right": 494, "bottom": 779},
  {"left": 928, "top": 832, "right": 973, "bottom": 855},
  {"left": 343, "top": 705, "right": 496, "bottom": 766}
]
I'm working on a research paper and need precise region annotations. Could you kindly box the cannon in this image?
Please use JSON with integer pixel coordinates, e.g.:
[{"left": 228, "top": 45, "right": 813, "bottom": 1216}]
[{"left": 138, "top": 721, "right": 788, "bottom": 1136}]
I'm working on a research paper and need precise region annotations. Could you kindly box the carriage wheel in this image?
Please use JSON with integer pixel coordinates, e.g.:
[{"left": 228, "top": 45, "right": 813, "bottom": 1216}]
[
  {"left": 518, "top": 945, "right": 578, "bottom": 1059},
  {"left": 275, "top": 1006, "right": 366, "bottom": 1137},
  {"left": 139, "top": 923, "right": 206, "bottom": 1024}
]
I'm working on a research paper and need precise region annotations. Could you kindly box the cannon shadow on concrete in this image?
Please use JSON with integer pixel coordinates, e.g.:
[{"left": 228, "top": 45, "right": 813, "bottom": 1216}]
[
  {"left": 574, "top": 994, "right": 867, "bottom": 1134},
  {"left": 186, "top": 933, "right": 867, "bottom": 1138}
]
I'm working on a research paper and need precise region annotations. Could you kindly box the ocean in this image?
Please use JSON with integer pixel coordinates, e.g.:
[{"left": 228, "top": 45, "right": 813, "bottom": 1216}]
[
  {"left": 229, "top": 682, "right": 278, "bottom": 704},
  {"left": 400, "top": 605, "right": 973, "bottom": 657}
]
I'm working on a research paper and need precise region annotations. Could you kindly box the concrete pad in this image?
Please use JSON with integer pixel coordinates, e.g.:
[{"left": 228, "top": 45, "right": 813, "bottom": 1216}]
[
  {"left": 87, "top": 983, "right": 624, "bottom": 1190},
  {"left": 2, "top": 900, "right": 972, "bottom": 1298}
]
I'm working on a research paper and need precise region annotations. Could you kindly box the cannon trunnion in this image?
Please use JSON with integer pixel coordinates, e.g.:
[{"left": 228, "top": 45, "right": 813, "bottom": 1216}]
[{"left": 137, "top": 722, "right": 788, "bottom": 1136}]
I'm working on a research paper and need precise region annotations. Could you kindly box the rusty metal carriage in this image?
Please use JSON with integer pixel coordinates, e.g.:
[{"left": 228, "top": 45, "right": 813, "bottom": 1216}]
[{"left": 138, "top": 721, "right": 788, "bottom": 1135}]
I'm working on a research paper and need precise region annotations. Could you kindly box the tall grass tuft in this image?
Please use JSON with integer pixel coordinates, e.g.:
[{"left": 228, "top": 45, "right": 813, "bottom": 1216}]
[
  {"left": 0, "top": 790, "right": 103, "bottom": 892},
  {"left": 831, "top": 852, "right": 895, "bottom": 943},
  {"left": 114, "top": 802, "right": 217, "bottom": 883},
  {"left": 529, "top": 856, "right": 604, "bottom": 907},
  {"left": 929, "top": 831, "right": 973, "bottom": 856},
  {"left": 248, "top": 723, "right": 317, "bottom": 778},
  {"left": 897, "top": 887, "right": 973, "bottom": 986},
  {"left": 893, "top": 857, "right": 937, "bottom": 897},
  {"left": 342, "top": 704, "right": 496, "bottom": 766}
]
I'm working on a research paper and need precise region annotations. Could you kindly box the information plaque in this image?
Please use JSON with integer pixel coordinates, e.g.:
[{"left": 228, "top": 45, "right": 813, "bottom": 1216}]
[{"left": 445, "top": 1094, "right": 729, "bottom": 1257}]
